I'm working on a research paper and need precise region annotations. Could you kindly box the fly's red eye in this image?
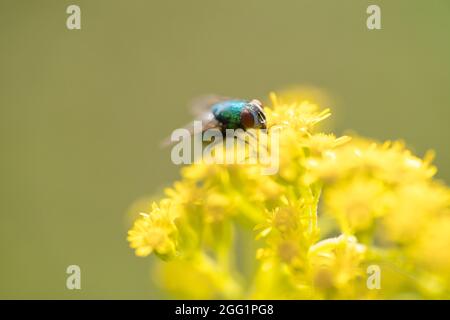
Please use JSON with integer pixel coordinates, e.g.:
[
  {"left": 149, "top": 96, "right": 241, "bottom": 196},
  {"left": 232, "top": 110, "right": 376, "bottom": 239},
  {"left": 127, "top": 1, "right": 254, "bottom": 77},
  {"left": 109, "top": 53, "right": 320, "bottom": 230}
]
[{"left": 240, "top": 109, "right": 255, "bottom": 128}]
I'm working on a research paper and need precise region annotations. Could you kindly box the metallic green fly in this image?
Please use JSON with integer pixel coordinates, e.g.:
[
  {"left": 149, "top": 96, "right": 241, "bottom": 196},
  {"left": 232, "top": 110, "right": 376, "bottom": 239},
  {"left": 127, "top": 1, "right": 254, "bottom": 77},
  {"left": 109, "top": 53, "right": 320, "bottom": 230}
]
[
  {"left": 188, "top": 95, "right": 266, "bottom": 131},
  {"left": 163, "top": 95, "right": 267, "bottom": 146}
]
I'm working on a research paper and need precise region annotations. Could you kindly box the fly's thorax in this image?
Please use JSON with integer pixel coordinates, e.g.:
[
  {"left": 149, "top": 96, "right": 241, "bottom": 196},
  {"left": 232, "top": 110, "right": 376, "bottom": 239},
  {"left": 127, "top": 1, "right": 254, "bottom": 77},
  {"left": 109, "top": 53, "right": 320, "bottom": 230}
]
[{"left": 212, "top": 100, "right": 248, "bottom": 129}]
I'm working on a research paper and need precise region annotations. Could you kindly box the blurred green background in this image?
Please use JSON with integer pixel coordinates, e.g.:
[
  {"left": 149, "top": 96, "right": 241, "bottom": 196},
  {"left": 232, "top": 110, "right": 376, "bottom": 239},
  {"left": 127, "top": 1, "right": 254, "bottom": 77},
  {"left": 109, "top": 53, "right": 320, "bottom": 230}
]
[{"left": 0, "top": 0, "right": 449, "bottom": 299}]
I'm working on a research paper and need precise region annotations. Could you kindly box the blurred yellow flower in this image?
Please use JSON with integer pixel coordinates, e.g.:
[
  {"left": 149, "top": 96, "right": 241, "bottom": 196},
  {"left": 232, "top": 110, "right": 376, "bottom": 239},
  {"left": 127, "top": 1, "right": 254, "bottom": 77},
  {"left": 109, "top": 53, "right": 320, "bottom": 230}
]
[
  {"left": 308, "top": 235, "right": 366, "bottom": 298},
  {"left": 323, "top": 177, "right": 389, "bottom": 233}
]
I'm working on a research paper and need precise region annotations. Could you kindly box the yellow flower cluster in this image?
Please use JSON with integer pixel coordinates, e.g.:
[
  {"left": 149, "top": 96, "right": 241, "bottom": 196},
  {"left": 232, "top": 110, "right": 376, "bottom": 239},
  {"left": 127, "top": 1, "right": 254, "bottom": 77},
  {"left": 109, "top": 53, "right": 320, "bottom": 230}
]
[
  {"left": 127, "top": 92, "right": 450, "bottom": 299},
  {"left": 127, "top": 200, "right": 179, "bottom": 259}
]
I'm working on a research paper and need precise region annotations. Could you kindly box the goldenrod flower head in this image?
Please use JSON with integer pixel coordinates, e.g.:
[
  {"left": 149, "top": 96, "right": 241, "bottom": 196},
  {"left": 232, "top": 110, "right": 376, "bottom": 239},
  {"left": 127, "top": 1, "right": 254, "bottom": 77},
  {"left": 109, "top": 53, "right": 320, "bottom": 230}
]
[
  {"left": 382, "top": 181, "right": 450, "bottom": 243},
  {"left": 324, "top": 177, "right": 390, "bottom": 233},
  {"left": 308, "top": 235, "right": 366, "bottom": 294},
  {"left": 267, "top": 92, "right": 331, "bottom": 132},
  {"left": 413, "top": 216, "right": 450, "bottom": 274},
  {"left": 127, "top": 199, "right": 179, "bottom": 259},
  {"left": 306, "top": 139, "right": 437, "bottom": 184},
  {"left": 127, "top": 92, "right": 450, "bottom": 299}
]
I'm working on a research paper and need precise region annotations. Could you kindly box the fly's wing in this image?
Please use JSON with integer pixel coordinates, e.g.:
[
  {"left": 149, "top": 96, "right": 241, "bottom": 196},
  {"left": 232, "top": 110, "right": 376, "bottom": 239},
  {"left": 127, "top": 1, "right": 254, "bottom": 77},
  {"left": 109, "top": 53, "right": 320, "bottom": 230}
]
[
  {"left": 161, "top": 95, "right": 233, "bottom": 147},
  {"left": 188, "top": 94, "right": 234, "bottom": 117},
  {"left": 160, "top": 114, "right": 221, "bottom": 147}
]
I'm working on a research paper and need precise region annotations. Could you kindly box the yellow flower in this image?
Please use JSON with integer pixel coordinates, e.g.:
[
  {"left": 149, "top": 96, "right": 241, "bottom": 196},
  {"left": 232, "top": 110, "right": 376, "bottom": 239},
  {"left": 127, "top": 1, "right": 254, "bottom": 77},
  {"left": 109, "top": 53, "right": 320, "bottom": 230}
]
[
  {"left": 324, "top": 176, "right": 390, "bottom": 233},
  {"left": 302, "top": 133, "right": 351, "bottom": 156},
  {"left": 267, "top": 92, "right": 331, "bottom": 132},
  {"left": 255, "top": 195, "right": 320, "bottom": 279},
  {"left": 307, "top": 137, "right": 448, "bottom": 244},
  {"left": 382, "top": 181, "right": 450, "bottom": 243},
  {"left": 412, "top": 216, "right": 450, "bottom": 274},
  {"left": 127, "top": 199, "right": 179, "bottom": 259},
  {"left": 308, "top": 235, "right": 366, "bottom": 296},
  {"left": 306, "top": 139, "right": 436, "bottom": 184}
]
